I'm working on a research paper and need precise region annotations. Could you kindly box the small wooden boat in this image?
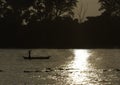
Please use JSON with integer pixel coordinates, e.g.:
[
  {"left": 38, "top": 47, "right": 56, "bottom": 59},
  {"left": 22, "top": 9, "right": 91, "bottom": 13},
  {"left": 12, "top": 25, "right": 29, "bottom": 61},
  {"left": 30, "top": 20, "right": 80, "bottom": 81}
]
[
  {"left": 23, "top": 50, "right": 51, "bottom": 60},
  {"left": 23, "top": 56, "right": 51, "bottom": 59}
]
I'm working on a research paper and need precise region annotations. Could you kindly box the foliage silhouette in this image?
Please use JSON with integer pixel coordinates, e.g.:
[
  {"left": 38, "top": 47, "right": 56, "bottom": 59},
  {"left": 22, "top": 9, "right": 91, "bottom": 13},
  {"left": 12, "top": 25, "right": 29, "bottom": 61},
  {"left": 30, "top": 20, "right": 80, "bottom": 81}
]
[
  {"left": 6, "top": 0, "right": 35, "bottom": 10},
  {"left": 25, "top": 0, "right": 78, "bottom": 24},
  {"left": 1, "top": 0, "right": 120, "bottom": 48},
  {"left": 99, "top": 0, "right": 120, "bottom": 16}
]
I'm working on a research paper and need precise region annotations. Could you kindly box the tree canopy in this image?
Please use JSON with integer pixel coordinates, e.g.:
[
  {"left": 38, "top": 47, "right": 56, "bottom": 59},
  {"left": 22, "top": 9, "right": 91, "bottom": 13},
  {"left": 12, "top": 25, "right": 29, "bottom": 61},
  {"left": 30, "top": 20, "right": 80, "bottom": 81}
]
[
  {"left": 99, "top": 0, "right": 120, "bottom": 16},
  {"left": 6, "top": 0, "right": 35, "bottom": 10},
  {"left": 27, "top": 0, "right": 78, "bottom": 24},
  {"left": 0, "top": 0, "right": 78, "bottom": 26}
]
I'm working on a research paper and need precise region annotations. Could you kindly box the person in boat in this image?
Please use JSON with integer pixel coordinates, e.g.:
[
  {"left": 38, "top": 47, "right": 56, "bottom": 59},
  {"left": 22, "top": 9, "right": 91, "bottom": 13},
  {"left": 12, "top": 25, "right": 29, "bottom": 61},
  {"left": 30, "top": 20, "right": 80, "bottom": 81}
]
[{"left": 28, "top": 50, "right": 31, "bottom": 59}]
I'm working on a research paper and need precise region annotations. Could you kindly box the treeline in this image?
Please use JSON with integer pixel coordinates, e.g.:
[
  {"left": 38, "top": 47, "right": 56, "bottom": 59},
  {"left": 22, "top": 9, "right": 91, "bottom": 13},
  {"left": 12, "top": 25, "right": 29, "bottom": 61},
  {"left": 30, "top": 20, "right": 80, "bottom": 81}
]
[{"left": 0, "top": 0, "right": 120, "bottom": 48}]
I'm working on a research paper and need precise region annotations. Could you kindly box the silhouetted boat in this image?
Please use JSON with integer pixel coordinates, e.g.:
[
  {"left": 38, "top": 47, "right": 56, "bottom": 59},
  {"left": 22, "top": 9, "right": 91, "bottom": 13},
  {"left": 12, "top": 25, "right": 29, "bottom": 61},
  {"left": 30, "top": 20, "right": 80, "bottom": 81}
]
[
  {"left": 23, "top": 56, "right": 51, "bottom": 59},
  {"left": 23, "top": 50, "right": 51, "bottom": 59}
]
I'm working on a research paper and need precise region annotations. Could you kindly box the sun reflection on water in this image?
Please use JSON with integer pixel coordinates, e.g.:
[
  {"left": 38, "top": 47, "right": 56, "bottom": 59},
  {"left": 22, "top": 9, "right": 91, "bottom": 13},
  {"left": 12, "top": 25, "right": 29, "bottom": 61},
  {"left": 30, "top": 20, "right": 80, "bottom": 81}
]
[
  {"left": 67, "top": 49, "right": 91, "bottom": 84},
  {"left": 72, "top": 49, "right": 90, "bottom": 70}
]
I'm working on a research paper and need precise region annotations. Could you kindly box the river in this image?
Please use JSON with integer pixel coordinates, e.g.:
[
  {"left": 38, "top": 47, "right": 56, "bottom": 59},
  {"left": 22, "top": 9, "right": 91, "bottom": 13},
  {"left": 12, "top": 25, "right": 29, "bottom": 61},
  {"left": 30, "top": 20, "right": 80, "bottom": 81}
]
[{"left": 0, "top": 49, "right": 120, "bottom": 85}]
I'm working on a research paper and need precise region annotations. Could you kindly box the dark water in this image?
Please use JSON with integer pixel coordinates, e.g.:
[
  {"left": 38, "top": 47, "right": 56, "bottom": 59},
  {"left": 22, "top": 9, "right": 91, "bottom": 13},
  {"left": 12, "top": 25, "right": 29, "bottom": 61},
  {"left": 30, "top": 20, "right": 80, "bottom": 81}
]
[{"left": 0, "top": 49, "right": 120, "bottom": 85}]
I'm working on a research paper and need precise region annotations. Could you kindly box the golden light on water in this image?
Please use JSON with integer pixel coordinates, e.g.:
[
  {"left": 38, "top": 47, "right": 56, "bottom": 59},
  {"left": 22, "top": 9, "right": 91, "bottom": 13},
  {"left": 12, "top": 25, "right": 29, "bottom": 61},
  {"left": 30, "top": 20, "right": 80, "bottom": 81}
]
[
  {"left": 67, "top": 49, "right": 91, "bottom": 84},
  {"left": 72, "top": 49, "right": 90, "bottom": 70}
]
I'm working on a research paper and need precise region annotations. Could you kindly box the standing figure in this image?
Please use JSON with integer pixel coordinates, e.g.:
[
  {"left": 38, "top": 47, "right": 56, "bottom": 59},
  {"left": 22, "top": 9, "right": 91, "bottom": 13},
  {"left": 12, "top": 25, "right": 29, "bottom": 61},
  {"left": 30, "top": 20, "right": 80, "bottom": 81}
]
[{"left": 28, "top": 50, "right": 32, "bottom": 59}]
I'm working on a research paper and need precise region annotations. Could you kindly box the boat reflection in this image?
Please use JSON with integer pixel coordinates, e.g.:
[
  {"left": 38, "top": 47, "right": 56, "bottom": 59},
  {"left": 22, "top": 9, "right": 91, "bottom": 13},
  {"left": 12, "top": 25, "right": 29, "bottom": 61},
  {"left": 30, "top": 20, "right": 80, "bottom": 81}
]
[{"left": 66, "top": 49, "right": 91, "bottom": 84}]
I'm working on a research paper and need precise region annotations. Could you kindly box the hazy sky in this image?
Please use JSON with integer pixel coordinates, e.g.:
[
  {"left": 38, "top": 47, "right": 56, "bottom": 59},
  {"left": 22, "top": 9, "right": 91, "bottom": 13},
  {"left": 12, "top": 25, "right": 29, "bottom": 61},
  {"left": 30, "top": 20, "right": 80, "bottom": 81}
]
[
  {"left": 75, "top": 0, "right": 101, "bottom": 20},
  {"left": 83, "top": 0, "right": 101, "bottom": 16}
]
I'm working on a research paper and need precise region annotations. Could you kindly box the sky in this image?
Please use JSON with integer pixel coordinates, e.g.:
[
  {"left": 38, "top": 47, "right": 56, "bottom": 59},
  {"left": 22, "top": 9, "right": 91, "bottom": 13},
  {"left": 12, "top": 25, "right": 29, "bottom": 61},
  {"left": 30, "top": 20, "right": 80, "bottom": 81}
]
[
  {"left": 83, "top": 0, "right": 101, "bottom": 16},
  {"left": 74, "top": 0, "right": 101, "bottom": 20}
]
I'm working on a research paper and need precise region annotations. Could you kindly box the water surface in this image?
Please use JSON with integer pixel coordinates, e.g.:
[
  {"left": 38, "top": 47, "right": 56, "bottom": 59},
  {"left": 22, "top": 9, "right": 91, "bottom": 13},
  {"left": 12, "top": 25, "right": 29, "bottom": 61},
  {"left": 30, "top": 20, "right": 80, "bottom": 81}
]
[{"left": 0, "top": 49, "right": 120, "bottom": 85}]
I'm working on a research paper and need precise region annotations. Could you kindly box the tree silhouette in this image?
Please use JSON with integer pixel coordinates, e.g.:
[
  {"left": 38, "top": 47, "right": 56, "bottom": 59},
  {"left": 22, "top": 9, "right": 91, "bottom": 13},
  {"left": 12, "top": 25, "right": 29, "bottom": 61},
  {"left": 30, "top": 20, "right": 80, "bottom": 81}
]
[
  {"left": 0, "top": 0, "right": 13, "bottom": 26},
  {"left": 99, "top": 0, "right": 120, "bottom": 16},
  {"left": 1, "top": 0, "right": 78, "bottom": 26},
  {"left": 1, "top": 0, "right": 35, "bottom": 26},
  {"left": 27, "top": 0, "right": 78, "bottom": 24},
  {"left": 75, "top": 1, "right": 88, "bottom": 23},
  {"left": 6, "top": 0, "right": 35, "bottom": 10}
]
